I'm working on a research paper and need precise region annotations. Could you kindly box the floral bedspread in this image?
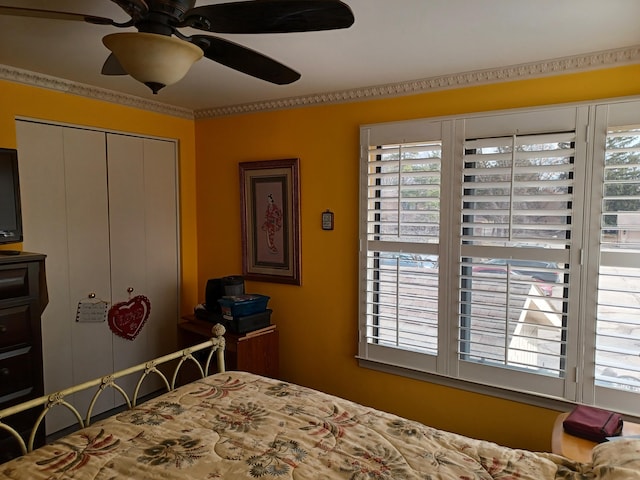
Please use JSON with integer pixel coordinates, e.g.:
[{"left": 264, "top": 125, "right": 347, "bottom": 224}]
[{"left": 1, "top": 371, "right": 638, "bottom": 479}]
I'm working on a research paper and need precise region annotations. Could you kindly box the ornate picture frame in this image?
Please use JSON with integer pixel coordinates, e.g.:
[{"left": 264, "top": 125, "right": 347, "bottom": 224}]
[{"left": 239, "top": 158, "right": 301, "bottom": 285}]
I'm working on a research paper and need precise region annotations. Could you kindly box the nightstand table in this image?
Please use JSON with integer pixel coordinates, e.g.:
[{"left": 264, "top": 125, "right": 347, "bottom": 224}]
[
  {"left": 178, "top": 315, "right": 279, "bottom": 378},
  {"left": 552, "top": 412, "right": 640, "bottom": 463}
]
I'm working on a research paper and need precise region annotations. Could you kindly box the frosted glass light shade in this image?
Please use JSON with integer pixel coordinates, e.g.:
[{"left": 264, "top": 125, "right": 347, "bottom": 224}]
[{"left": 103, "top": 32, "right": 203, "bottom": 94}]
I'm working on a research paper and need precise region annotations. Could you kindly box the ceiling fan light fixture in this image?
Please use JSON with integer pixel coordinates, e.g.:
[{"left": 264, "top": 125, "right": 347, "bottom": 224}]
[{"left": 103, "top": 32, "right": 203, "bottom": 94}]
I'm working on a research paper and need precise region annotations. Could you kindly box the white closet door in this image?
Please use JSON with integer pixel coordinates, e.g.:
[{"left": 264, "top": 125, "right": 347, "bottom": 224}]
[
  {"left": 16, "top": 121, "right": 72, "bottom": 402},
  {"left": 17, "top": 121, "right": 179, "bottom": 431},
  {"left": 106, "top": 134, "right": 149, "bottom": 396},
  {"left": 106, "top": 133, "right": 178, "bottom": 395},
  {"left": 141, "top": 138, "right": 179, "bottom": 359},
  {"left": 16, "top": 121, "right": 114, "bottom": 431},
  {"left": 64, "top": 128, "right": 114, "bottom": 416}
]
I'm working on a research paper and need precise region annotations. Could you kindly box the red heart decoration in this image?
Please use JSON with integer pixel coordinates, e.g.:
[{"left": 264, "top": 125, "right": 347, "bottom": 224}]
[{"left": 108, "top": 295, "right": 151, "bottom": 341}]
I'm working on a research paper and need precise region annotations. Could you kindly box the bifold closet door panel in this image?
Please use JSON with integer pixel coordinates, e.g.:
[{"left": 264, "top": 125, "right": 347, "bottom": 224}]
[
  {"left": 141, "top": 138, "right": 179, "bottom": 359},
  {"left": 106, "top": 134, "right": 179, "bottom": 396},
  {"left": 63, "top": 128, "right": 115, "bottom": 417},
  {"left": 106, "top": 134, "right": 148, "bottom": 380},
  {"left": 16, "top": 121, "right": 73, "bottom": 407},
  {"left": 16, "top": 122, "right": 115, "bottom": 432}
]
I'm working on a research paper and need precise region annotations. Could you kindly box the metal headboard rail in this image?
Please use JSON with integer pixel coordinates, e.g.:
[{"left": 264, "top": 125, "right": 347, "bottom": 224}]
[{"left": 0, "top": 323, "right": 226, "bottom": 456}]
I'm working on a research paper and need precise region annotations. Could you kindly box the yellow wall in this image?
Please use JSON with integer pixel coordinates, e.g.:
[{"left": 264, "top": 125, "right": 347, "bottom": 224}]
[
  {"left": 194, "top": 64, "right": 640, "bottom": 452},
  {"left": 1, "top": 64, "right": 638, "bottom": 454},
  {"left": 0, "top": 80, "right": 200, "bottom": 313}
]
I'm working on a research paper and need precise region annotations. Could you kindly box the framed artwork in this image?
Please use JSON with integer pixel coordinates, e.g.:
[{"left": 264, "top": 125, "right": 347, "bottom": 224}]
[{"left": 239, "top": 158, "right": 301, "bottom": 285}]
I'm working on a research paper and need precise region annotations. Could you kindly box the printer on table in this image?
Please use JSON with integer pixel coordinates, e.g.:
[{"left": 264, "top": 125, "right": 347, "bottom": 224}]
[{"left": 194, "top": 276, "right": 272, "bottom": 334}]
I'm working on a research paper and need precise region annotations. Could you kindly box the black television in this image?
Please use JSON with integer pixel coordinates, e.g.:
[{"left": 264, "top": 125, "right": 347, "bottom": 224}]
[{"left": 0, "top": 148, "right": 23, "bottom": 245}]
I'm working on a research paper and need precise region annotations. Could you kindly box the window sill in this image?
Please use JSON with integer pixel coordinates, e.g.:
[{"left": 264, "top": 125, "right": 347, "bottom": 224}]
[{"left": 357, "top": 357, "right": 640, "bottom": 423}]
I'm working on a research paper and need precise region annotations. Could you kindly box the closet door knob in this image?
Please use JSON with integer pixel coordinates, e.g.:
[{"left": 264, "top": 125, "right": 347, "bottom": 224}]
[
  {"left": 0, "top": 325, "right": 6, "bottom": 333},
  {"left": 0, "top": 368, "right": 9, "bottom": 377}
]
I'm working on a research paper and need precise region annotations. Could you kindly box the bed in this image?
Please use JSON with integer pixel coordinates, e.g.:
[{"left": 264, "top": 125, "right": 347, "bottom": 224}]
[{"left": 0, "top": 325, "right": 638, "bottom": 480}]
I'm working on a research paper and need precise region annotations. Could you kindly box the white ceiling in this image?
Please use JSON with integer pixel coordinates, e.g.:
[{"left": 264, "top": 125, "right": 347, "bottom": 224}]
[{"left": 0, "top": 0, "right": 638, "bottom": 113}]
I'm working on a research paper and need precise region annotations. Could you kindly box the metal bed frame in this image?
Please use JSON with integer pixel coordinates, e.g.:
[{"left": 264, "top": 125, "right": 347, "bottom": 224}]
[{"left": 0, "top": 323, "right": 226, "bottom": 456}]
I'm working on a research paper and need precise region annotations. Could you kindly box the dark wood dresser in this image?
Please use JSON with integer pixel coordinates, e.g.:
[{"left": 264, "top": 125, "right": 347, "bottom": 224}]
[{"left": 0, "top": 251, "right": 47, "bottom": 462}]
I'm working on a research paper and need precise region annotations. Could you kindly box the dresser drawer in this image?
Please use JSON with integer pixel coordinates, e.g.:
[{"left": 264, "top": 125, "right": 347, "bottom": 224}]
[
  {"left": 0, "top": 266, "right": 29, "bottom": 300},
  {"left": 0, "top": 428, "right": 31, "bottom": 463},
  {"left": 0, "top": 407, "right": 45, "bottom": 462},
  {"left": 0, "top": 349, "right": 36, "bottom": 402},
  {"left": 0, "top": 305, "right": 31, "bottom": 350}
]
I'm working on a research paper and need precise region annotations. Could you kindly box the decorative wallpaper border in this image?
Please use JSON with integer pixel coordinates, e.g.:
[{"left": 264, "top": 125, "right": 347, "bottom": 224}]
[{"left": 1, "top": 45, "right": 638, "bottom": 120}]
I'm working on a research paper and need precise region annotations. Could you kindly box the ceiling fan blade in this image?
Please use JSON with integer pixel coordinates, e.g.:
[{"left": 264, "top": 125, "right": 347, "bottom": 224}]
[
  {"left": 0, "top": 6, "right": 116, "bottom": 26},
  {"left": 181, "top": 0, "right": 354, "bottom": 33},
  {"left": 101, "top": 53, "right": 128, "bottom": 76},
  {"left": 191, "top": 34, "right": 300, "bottom": 85}
]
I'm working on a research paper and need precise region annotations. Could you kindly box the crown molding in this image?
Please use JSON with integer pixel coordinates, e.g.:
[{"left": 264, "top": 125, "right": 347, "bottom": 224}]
[
  {"left": 1, "top": 45, "right": 638, "bottom": 121},
  {"left": 195, "top": 45, "right": 640, "bottom": 119},
  {"left": 0, "top": 65, "right": 194, "bottom": 120}
]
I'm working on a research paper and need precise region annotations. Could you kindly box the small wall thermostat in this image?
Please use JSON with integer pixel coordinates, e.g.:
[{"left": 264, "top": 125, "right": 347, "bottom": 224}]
[{"left": 322, "top": 209, "right": 334, "bottom": 230}]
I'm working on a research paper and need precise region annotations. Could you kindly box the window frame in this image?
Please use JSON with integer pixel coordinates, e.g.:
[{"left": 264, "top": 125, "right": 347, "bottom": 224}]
[{"left": 358, "top": 97, "right": 640, "bottom": 419}]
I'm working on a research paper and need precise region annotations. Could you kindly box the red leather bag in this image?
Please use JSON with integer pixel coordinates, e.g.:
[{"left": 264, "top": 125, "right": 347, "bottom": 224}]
[{"left": 563, "top": 405, "right": 623, "bottom": 443}]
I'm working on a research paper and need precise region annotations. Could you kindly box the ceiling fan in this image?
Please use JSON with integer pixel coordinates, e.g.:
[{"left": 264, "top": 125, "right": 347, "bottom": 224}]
[{"left": 0, "top": 0, "right": 355, "bottom": 94}]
